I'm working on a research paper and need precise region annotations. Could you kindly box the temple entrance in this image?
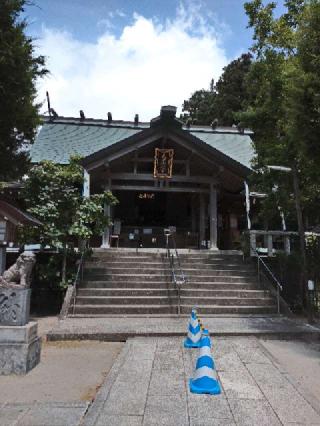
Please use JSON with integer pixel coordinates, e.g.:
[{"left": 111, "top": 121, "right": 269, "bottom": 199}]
[
  {"left": 85, "top": 107, "right": 250, "bottom": 250},
  {"left": 112, "top": 190, "right": 199, "bottom": 248}
]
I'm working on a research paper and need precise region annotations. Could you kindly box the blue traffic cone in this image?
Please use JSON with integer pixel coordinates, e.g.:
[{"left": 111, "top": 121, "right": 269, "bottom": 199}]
[
  {"left": 184, "top": 308, "right": 202, "bottom": 348},
  {"left": 189, "top": 331, "right": 221, "bottom": 395}
]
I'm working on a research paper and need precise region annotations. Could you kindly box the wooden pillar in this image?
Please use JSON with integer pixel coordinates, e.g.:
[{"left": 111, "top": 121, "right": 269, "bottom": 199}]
[
  {"left": 83, "top": 169, "right": 90, "bottom": 198},
  {"left": 199, "top": 194, "right": 205, "bottom": 248},
  {"left": 101, "top": 202, "right": 111, "bottom": 248},
  {"left": 209, "top": 184, "right": 218, "bottom": 250},
  {"left": 191, "top": 195, "right": 197, "bottom": 233},
  {"left": 101, "top": 180, "right": 111, "bottom": 248}
]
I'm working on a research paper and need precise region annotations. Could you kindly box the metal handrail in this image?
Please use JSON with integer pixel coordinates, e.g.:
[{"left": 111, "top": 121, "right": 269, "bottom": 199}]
[
  {"left": 251, "top": 244, "right": 283, "bottom": 314},
  {"left": 165, "top": 230, "right": 187, "bottom": 316},
  {"left": 72, "top": 249, "right": 86, "bottom": 316}
]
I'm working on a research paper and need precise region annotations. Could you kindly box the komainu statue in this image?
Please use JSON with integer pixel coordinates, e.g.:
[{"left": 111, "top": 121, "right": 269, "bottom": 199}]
[{"left": 0, "top": 252, "right": 36, "bottom": 289}]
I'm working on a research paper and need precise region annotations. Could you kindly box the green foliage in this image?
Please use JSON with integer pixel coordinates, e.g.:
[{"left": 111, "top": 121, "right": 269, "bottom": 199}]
[
  {"left": 19, "top": 156, "right": 118, "bottom": 285},
  {"left": 0, "top": 0, "right": 48, "bottom": 181},
  {"left": 181, "top": 54, "right": 252, "bottom": 126},
  {"left": 240, "top": 0, "right": 320, "bottom": 228},
  {"left": 20, "top": 156, "right": 117, "bottom": 247}
]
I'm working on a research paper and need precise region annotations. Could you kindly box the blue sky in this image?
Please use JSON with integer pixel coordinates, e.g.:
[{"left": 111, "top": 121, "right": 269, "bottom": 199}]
[
  {"left": 24, "top": 1, "right": 286, "bottom": 120},
  {"left": 25, "top": 0, "right": 259, "bottom": 58}
]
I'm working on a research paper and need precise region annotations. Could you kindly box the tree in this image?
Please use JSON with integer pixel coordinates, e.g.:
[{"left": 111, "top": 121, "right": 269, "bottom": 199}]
[
  {"left": 181, "top": 54, "right": 252, "bottom": 126},
  {"left": 20, "top": 156, "right": 118, "bottom": 285},
  {"left": 240, "top": 0, "right": 320, "bottom": 317},
  {"left": 0, "top": 0, "right": 47, "bottom": 182}
]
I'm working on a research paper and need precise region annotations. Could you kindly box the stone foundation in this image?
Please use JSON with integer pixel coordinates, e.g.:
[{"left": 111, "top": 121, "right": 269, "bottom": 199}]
[{"left": 0, "top": 321, "right": 41, "bottom": 375}]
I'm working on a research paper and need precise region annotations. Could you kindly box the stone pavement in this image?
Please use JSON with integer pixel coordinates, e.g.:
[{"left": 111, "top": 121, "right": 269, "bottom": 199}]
[
  {"left": 82, "top": 336, "right": 320, "bottom": 426},
  {"left": 48, "top": 315, "right": 320, "bottom": 341},
  {"left": 0, "top": 402, "right": 88, "bottom": 426}
]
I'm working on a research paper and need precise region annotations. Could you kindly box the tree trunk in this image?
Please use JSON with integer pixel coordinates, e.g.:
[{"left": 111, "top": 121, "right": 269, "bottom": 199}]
[
  {"left": 292, "top": 162, "right": 312, "bottom": 323},
  {"left": 62, "top": 243, "right": 67, "bottom": 284}
]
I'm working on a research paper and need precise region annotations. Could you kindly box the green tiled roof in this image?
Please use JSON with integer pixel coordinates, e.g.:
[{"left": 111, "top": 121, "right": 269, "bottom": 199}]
[
  {"left": 191, "top": 131, "right": 254, "bottom": 169},
  {"left": 31, "top": 123, "right": 141, "bottom": 164},
  {"left": 31, "top": 119, "right": 254, "bottom": 169}
]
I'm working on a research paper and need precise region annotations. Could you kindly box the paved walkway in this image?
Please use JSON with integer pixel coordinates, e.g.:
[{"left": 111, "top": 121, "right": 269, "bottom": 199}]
[
  {"left": 48, "top": 315, "right": 320, "bottom": 341},
  {"left": 0, "top": 402, "right": 88, "bottom": 426},
  {"left": 83, "top": 336, "right": 320, "bottom": 426}
]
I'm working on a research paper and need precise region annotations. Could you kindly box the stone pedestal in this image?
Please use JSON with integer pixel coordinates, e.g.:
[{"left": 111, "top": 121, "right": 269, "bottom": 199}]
[
  {"left": 0, "top": 321, "right": 41, "bottom": 375},
  {"left": 0, "top": 288, "right": 31, "bottom": 326}
]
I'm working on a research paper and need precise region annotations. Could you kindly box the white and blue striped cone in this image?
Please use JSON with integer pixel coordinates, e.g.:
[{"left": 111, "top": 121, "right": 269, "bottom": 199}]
[
  {"left": 189, "top": 331, "right": 221, "bottom": 395},
  {"left": 184, "top": 308, "right": 202, "bottom": 348}
]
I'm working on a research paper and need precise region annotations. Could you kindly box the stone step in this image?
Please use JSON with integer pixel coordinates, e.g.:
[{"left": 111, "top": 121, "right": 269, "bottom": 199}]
[
  {"left": 78, "top": 288, "right": 178, "bottom": 297},
  {"left": 77, "top": 288, "right": 268, "bottom": 298},
  {"left": 84, "top": 267, "right": 255, "bottom": 275},
  {"left": 85, "top": 260, "right": 254, "bottom": 270},
  {"left": 83, "top": 268, "right": 256, "bottom": 281},
  {"left": 84, "top": 273, "right": 256, "bottom": 283},
  {"left": 71, "top": 304, "right": 277, "bottom": 315},
  {"left": 90, "top": 255, "right": 243, "bottom": 262},
  {"left": 75, "top": 295, "right": 275, "bottom": 306},
  {"left": 72, "top": 250, "right": 275, "bottom": 317},
  {"left": 79, "top": 281, "right": 258, "bottom": 290}
]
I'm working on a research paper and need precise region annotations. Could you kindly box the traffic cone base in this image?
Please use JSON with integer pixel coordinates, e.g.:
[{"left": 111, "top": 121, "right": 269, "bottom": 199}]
[
  {"left": 184, "top": 338, "right": 201, "bottom": 348},
  {"left": 189, "top": 377, "right": 221, "bottom": 395}
]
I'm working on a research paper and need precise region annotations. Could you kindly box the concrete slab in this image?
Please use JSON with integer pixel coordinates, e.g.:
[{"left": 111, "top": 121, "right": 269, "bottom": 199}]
[
  {"left": 143, "top": 394, "right": 188, "bottom": 426},
  {"left": 0, "top": 404, "right": 30, "bottom": 426},
  {"left": 95, "top": 415, "right": 143, "bottom": 426},
  {"left": 260, "top": 338, "right": 320, "bottom": 412},
  {"left": 187, "top": 394, "right": 233, "bottom": 420},
  {"left": 246, "top": 362, "right": 320, "bottom": 424},
  {"left": 85, "top": 335, "right": 320, "bottom": 426},
  {"left": 5, "top": 334, "right": 314, "bottom": 426},
  {"left": 47, "top": 315, "right": 320, "bottom": 341},
  {"left": 15, "top": 402, "right": 88, "bottom": 426},
  {"left": 189, "top": 419, "right": 236, "bottom": 426},
  {"left": 228, "top": 399, "right": 282, "bottom": 426},
  {"left": 218, "top": 370, "right": 264, "bottom": 400}
]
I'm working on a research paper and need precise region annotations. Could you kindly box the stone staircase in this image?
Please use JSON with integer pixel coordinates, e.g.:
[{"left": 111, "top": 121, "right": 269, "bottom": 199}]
[{"left": 70, "top": 250, "right": 277, "bottom": 316}]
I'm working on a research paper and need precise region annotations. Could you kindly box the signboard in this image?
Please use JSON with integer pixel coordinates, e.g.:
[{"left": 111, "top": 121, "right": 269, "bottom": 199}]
[
  {"left": 154, "top": 148, "right": 174, "bottom": 179},
  {"left": 138, "top": 193, "right": 155, "bottom": 200}
]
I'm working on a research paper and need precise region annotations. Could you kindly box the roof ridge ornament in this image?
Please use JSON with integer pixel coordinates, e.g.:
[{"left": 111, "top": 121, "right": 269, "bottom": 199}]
[{"left": 150, "top": 105, "right": 183, "bottom": 129}]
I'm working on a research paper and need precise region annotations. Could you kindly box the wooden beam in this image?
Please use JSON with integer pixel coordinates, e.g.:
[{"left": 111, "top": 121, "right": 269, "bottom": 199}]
[
  {"left": 169, "top": 133, "right": 221, "bottom": 170},
  {"left": 111, "top": 185, "right": 209, "bottom": 193},
  {"left": 130, "top": 157, "right": 187, "bottom": 165},
  {"left": 110, "top": 172, "right": 216, "bottom": 184},
  {"left": 85, "top": 132, "right": 164, "bottom": 171}
]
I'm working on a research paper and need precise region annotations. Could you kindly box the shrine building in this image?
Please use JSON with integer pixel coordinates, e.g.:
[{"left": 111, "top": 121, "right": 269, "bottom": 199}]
[{"left": 31, "top": 106, "right": 254, "bottom": 250}]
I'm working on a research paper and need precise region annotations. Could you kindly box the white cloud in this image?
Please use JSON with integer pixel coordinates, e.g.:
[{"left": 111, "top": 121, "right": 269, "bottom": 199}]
[{"left": 36, "top": 2, "right": 229, "bottom": 121}]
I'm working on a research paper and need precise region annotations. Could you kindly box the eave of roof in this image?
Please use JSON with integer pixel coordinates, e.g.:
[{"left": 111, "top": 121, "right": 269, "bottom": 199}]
[{"left": 0, "top": 201, "right": 42, "bottom": 227}]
